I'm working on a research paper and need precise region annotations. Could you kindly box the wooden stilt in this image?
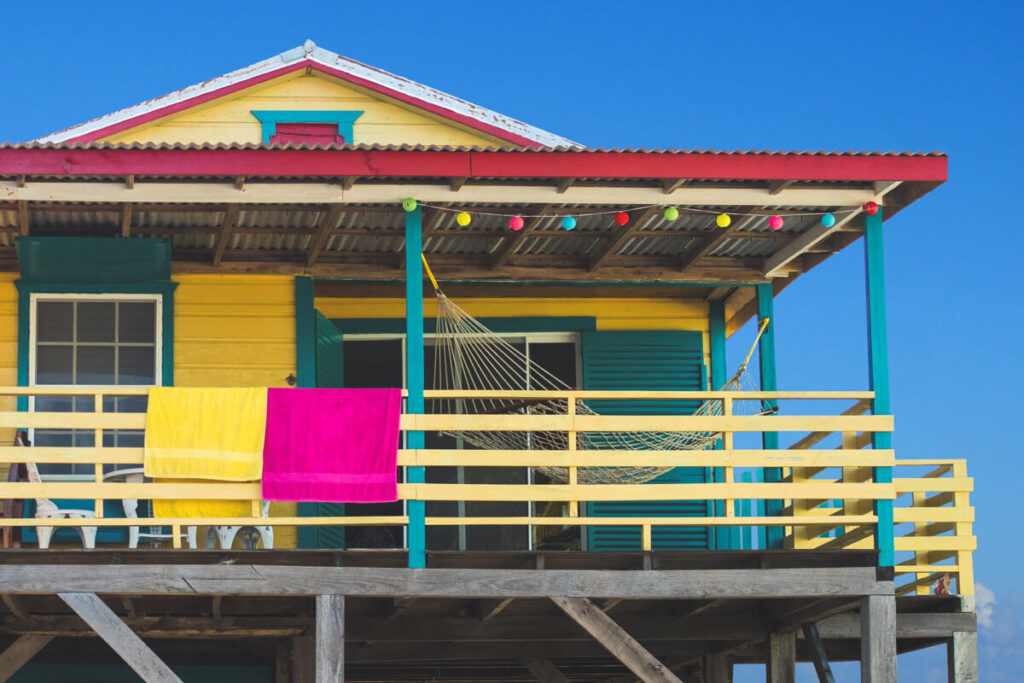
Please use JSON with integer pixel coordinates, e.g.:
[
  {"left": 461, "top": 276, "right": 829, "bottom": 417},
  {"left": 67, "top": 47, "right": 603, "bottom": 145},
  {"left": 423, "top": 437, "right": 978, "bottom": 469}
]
[
  {"left": 946, "top": 631, "right": 978, "bottom": 683},
  {"left": 0, "top": 635, "right": 53, "bottom": 683},
  {"left": 703, "top": 652, "right": 733, "bottom": 682},
  {"left": 860, "top": 595, "right": 896, "bottom": 683},
  {"left": 551, "top": 597, "right": 683, "bottom": 683},
  {"left": 292, "top": 636, "right": 315, "bottom": 683},
  {"left": 767, "top": 631, "right": 795, "bottom": 683},
  {"left": 58, "top": 592, "right": 181, "bottom": 683},
  {"left": 316, "top": 594, "right": 344, "bottom": 682}
]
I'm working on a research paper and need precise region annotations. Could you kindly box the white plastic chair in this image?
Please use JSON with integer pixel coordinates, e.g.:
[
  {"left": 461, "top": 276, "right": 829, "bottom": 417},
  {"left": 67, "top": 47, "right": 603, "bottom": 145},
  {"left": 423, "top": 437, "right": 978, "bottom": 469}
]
[
  {"left": 124, "top": 498, "right": 198, "bottom": 549},
  {"left": 24, "top": 460, "right": 97, "bottom": 550},
  {"left": 204, "top": 501, "right": 274, "bottom": 549}
]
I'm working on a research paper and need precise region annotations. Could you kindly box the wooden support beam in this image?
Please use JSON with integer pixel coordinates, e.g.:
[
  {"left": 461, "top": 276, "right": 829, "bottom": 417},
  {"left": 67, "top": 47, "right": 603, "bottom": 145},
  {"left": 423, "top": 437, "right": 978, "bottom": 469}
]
[
  {"left": 449, "top": 177, "right": 467, "bottom": 192},
  {"left": 16, "top": 202, "right": 28, "bottom": 236},
  {"left": 521, "top": 656, "right": 570, "bottom": 683},
  {"left": 316, "top": 594, "right": 344, "bottom": 683},
  {"left": 662, "top": 179, "right": 687, "bottom": 194},
  {"left": 0, "top": 635, "right": 52, "bottom": 683},
  {"left": 768, "top": 179, "right": 795, "bottom": 195},
  {"left": 385, "top": 597, "right": 416, "bottom": 620},
  {"left": 703, "top": 653, "right": 733, "bottom": 683},
  {"left": 124, "top": 175, "right": 134, "bottom": 190},
  {"left": 678, "top": 213, "right": 759, "bottom": 273},
  {"left": 588, "top": 205, "right": 662, "bottom": 271},
  {"left": 120, "top": 204, "right": 132, "bottom": 238},
  {"left": 234, "top": 176, "right": 246, "bottom": 191},
  {"left": 601, "top": 598, "right": 624, "bottom": 614},
  {"left": 491, "top": 205, "right": 556, "bottom": 269},
  {"left": 14, "top": 176, "right": 25, "bottom": 189},
  {"left": 341, "top": 176, "right": 358, "bottom": 191},
  {"left": 0, "top": 596, "right": 27, "bottom": 621},
  {"left": 58, "top": 592, "right": 182, "bottom": 683},
  {"left": 555, "top": 178, "right": 575, "bottom": 194},
  {"left": 946, "top": 631, "right": 978, "bottom": 683},
  {"left": 306, "top": 205, "right": 344, "bottom": 268},
  {"left": 860, "top": 595, "right": 896, "bottom": 683},
  {"left": 423, "top": 203, "right": 452, "bottom": 236},
  {"left": 211, "top": 205, "right": 240, "bottom": 266},
  {"left": 120, "top": 597, "right": 137, "bottom": 619},
  {"left": 477, "top": 597, "right": 514, "bottom": 621},
  {"left": 551, "top": 596, "right": 683, "bottom": 683},
  {"left": 767, "top": 631, "right": 796, "bottom": 683},
  {"left": 801, "top": 623, "right": 835, "bottom": 683}
]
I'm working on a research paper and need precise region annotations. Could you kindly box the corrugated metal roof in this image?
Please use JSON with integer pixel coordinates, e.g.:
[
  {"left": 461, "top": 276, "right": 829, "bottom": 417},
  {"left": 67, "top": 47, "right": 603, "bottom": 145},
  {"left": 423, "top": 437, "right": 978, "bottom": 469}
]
[{"left": 0, "top": 141, "right": 947, "bottom": 157}]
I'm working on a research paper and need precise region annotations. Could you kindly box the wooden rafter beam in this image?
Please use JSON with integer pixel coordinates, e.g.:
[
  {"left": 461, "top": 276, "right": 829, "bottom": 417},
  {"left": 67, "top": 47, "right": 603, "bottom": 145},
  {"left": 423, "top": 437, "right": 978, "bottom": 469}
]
[
  {"left": 423, "top": 203, "right": 452, "bottom": 236},
  {"left": 490, "top": 205, "right": 556, "bottom": 269},
  {"left": 521, "top": 656, "right": 571, "bottom": 683},
  {"left": 15, "top": 176, "right": 25, "bottom": 189},
  {"left": 211, "top": 205, "right": 240, "bottom": 266},
  {"left": 587, "top": 205, "right": 662, "bottom": 271},
  {"left": 679, "top": 213, "right": 761, "bottom": 273},
  {"left": 555, "top": 178, "right": 575, "bottom": 193},
  {"left": 342, "top": 176, "right": 358, "bottom": 191},
  {"left": 449, "top": 177, "right": 468, "bottom": 191},
  {"left": 477, "top": 598, "right": 514, "bottom": 622},
  {"left": 124, "top": 175, "right": 134, "bottom": 189},
  {"left": 233, "top": 176, "right": 245, "bottom": 191},
  {"left": 58, "top": 592, "right": 182, "bottom": 683},
  {"left": 662, "top": 179, "right": 687, "bottom": 194},
  {"left": 551, "top": 597, "right": 683, "bottom": 683},
  {"left": 768, "top": 179, "right": 795, "bottom": 195},
  {"left": 305, "top": 205, "right": 344, "bottom": 268}
]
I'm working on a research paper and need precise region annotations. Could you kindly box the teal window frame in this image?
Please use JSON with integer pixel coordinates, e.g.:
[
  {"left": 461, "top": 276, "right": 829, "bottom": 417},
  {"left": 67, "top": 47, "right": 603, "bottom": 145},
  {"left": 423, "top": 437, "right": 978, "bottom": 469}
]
[{"left": 250, "top": 110, "right": 364, "bottom": 144}]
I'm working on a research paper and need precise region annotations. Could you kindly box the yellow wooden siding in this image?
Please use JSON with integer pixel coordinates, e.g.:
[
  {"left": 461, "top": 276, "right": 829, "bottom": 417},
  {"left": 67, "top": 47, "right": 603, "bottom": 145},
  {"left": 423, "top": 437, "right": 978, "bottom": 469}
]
[
  {"left": 173, "top": 274, "right": 298, "bottom": 547},
  {"left": 103, "top": 71, "right": 504, "bottom": 147},
  {"left": 314, "top": 296, "right": 712, "bottom": 369},
  {"left": 0, "top": 274, "right": 17, "bottom": 477}
]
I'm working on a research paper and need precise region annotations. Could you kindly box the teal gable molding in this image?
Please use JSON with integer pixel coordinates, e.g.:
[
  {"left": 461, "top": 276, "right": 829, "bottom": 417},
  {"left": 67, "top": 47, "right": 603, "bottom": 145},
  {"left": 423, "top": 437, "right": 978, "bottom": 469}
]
[
  {"left": 16, "top": 237, "right": 171, "bottom": 284},
  {"left": 250, "top": 110, "right": 364, "bottom": 143},
  {"left": 864, "top": 208, "right": 895, "bottom": 567}
]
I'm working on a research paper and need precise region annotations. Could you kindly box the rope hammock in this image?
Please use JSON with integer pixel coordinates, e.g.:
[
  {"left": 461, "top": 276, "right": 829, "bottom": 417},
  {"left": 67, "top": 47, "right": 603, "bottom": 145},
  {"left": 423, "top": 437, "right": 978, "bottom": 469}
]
[{"left": 423, "top": 256, "right": 772, "bottom": 485}]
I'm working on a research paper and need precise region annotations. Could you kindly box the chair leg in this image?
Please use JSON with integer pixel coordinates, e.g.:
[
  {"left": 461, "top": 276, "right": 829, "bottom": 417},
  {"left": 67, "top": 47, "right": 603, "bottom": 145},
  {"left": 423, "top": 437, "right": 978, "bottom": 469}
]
[
  {"left": 217, "top": 526, "right": 240, "bottom": 549},
  {"left": 37, "top": 526, "right": 53, "bottom": 549},
  {"left": 186, "top": 527, "right": 198, "bottom": 549},
  {"left": 80, "top": 526, "right": 97, "bottom": 549},
  {"left": 257, "top": 526, "right": 274, "bottom": 549},
  {"left": 128, "top": 526, "right": 140, "bottom": 549}
]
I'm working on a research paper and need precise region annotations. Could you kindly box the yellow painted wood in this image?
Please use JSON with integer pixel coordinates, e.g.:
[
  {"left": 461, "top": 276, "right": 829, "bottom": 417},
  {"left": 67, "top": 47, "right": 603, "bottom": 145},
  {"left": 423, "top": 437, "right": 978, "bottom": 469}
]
[
  {"left": 894, "top": 565, "right": 960, "bottom": 574},
  {"left": 0, "top": 516, "right": 409, "bottom": 527},
  {"left": 421, "top": 390, "right": 874, "bottom": 400},
  {"left": 102, "top": 71, "right": 505, "bottom": 147},
  {"left": 423, "top": 515, "right": 876, "bottom": 527},
  {"left": 399, "top": 482, "right": 894, "bottom": 502},
  {"left": 894, "top": 478, "right": 974, "bottom": 493},
  {"left": 893, "top": 507, "right": 974, "bottom": 523},
  {"left": 0, "top": 412, "right": 146, "bottom": 429},
  {"left": 951, "top": 460, "right": 975, "bottom": 596},
  {"left": 893, "top": 537, "right": 977, "bottom": 552},
  {"left": 0, "top": 482, "right": 262, "bottom": 499}
]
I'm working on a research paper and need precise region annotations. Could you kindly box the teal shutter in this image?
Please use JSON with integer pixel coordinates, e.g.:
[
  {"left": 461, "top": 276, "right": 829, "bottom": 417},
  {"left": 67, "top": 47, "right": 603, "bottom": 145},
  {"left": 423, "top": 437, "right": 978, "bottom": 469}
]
[
  {"left": 298, "top": 312, "right": 346, "bottom": 549},
  {"left": 582, "top": 331, "right": 712, "bottom": 551}
]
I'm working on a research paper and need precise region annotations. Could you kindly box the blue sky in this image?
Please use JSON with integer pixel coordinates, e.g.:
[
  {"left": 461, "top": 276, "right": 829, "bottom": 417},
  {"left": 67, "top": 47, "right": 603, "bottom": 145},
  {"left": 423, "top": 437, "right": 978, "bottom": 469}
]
[{"left": 1, "top": 1, "right": 1019, "bottom": 679}]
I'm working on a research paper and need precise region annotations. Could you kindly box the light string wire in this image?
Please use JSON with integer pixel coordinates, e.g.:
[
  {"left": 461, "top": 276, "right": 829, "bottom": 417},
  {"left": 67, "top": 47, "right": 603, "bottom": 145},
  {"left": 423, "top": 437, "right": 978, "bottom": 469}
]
[{"left": 414, "top": 201, "right": 864, "bottom": 220}]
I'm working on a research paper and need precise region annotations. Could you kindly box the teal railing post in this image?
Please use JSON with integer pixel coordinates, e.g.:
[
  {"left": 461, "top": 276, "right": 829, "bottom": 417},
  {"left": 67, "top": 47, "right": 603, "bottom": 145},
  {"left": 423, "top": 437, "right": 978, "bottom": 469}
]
[
  {"left": 709, "top": 300, "right": 735, "bottom": 550},
  {"left": 756, "top": 284, "right": 784, "bottom": 548},
  {"left": 405, "top": 205, "right": 427, "bottom": 568},
  {"left": 864, "top": 208, "right": 895, "bottom": 567}
]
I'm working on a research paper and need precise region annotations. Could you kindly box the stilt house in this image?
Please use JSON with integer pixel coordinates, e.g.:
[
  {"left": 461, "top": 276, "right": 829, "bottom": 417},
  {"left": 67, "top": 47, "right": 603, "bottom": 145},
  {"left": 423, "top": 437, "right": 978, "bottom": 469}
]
[{"left": 0, "top": 41, "right": 975, "bottom": 682}]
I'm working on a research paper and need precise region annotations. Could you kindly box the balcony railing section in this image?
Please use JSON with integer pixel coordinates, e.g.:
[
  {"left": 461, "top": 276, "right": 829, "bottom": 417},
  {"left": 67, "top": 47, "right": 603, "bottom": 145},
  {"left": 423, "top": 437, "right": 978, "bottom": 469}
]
[{"left": 0, "top": 387, "right": 974, "bottom": 595}]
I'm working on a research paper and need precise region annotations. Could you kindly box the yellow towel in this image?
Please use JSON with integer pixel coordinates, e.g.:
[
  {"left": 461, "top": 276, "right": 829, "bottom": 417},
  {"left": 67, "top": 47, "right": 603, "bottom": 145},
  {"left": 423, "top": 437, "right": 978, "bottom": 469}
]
[{"left": 144, "top": 387, "right": 267, "bottom": 519}]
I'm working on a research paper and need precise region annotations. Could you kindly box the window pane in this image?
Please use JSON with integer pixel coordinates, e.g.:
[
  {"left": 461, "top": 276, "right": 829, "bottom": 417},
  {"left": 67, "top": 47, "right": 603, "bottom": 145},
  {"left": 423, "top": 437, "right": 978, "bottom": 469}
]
[
  {"left": 36, "top": 396, "right": 73, "bottom": 412},
  {"left": 77, "top": 346, "right": 115, "bottom": 384},
  {"left": 76, "top": 302, "right": 115, "bottom": 343},
  {"left": 118, "top": 347, "right": 155, "bottom": 385},
  {"left": 36, "top": 302, "right": 74, "bottom": 342},
  {"left": 119, "top": 302, "right": 156, "bottom": 343},
  {"left": 36, "top": 346, "right": 73, "bottom": 384}
]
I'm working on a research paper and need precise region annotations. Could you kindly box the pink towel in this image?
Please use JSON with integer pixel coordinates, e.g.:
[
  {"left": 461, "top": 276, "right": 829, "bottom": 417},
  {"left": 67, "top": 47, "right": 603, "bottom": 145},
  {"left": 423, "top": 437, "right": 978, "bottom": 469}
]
[{"left": 261, "top": 388, "right": 402, "bottom": 503}]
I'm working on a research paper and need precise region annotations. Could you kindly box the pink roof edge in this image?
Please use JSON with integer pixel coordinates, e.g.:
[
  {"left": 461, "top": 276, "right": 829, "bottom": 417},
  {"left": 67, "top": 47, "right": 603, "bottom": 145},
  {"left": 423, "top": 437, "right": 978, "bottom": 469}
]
[{"left": 35, "top": 40, "right": 581, "bottom": 149}]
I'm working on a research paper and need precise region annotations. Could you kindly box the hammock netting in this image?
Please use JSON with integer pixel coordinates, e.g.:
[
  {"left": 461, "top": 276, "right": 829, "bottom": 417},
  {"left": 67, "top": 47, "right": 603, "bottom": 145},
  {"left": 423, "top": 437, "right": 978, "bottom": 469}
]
[{"left": 429, "top": 292, "right": 770, "bottom": 485}]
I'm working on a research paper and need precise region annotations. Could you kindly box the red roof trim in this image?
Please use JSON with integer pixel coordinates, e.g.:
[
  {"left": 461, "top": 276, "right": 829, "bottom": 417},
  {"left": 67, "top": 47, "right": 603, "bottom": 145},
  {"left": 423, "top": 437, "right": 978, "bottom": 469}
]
[
  {"left": 0, "top": 147, "right": 948, "bottom": 182},
  {"left": 59, "top": 59, "right": 540, "bottom": 147}
]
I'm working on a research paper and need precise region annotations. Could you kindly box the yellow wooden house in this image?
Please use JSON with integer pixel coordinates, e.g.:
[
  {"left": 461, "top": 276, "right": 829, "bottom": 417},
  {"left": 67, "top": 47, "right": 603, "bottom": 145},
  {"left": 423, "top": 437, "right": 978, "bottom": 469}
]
[{"left": 0, "top": 41, "right": 974, "bottom": 682}]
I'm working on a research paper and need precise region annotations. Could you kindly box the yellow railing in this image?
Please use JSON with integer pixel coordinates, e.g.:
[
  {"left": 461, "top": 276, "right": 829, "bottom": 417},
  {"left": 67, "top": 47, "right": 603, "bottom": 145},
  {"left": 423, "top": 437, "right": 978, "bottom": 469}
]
[{"left": 0, "top": 386, "right": 974, "bottom": 594}]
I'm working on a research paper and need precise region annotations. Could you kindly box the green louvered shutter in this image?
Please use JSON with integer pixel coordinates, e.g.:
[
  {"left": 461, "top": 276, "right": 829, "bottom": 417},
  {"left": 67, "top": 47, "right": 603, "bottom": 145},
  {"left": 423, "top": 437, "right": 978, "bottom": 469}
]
[
  {"left": 582, "top": 330, "right": 712, "bottom": 551},
  {"left": 298, "top": 312, "right": 347, "bottom": 549}
]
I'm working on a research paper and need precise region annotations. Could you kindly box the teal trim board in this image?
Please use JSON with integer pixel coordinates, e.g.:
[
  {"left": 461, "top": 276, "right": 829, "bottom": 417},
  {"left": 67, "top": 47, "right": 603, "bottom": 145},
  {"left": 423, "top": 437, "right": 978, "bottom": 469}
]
[
  {"left": 708, "top": 300, "right": 735, "bottom": 550},
  {"left": 334, "top": 317, "right": 596, "bottom": 335},
  {"left": 16, "top": 237, "right": 171, "bottom": 284},
  {"left": 404, "top": 205, "right": 427, "bottom": 569},
  {"left": 864, "top": 208, "right": 895, "bottom": 567},
  {"left": 756, "top": 284, "right": 784, "bottom": 549},
  {"left": 251, "top": 110, "right": 364, "bottom": 143}
]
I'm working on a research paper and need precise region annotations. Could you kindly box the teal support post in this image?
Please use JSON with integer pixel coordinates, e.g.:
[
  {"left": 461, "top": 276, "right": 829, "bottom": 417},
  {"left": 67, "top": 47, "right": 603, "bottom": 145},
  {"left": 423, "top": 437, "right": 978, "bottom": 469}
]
[
  {"left": 756, "top": 284, "right": 784, "bottom": 548},
  {"left": 708, "top": 300, "right": 735, "bottom": 550},
  {"left": 864, "top": 209, "right": 895, "bottom": 567},
  {"left": 405, "top": 206, "right": 427, "bottom": 569},
  {"left": 294, "top": 277, "right": 315, "bottom": 388}
]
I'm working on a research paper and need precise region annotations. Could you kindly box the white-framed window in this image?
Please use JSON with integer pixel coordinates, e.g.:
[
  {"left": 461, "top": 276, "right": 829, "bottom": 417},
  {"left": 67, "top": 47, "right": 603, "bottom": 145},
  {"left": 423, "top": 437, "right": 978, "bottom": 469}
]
[{"left": 29, "top": 293, "right": 162, "bottom": 479}]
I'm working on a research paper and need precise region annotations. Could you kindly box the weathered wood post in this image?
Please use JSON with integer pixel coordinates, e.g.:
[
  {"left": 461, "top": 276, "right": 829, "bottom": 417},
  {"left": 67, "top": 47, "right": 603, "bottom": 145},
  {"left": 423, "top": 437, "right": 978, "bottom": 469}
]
[{"left": 860, "top": 594, "right": 896, "bottom": 682}]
